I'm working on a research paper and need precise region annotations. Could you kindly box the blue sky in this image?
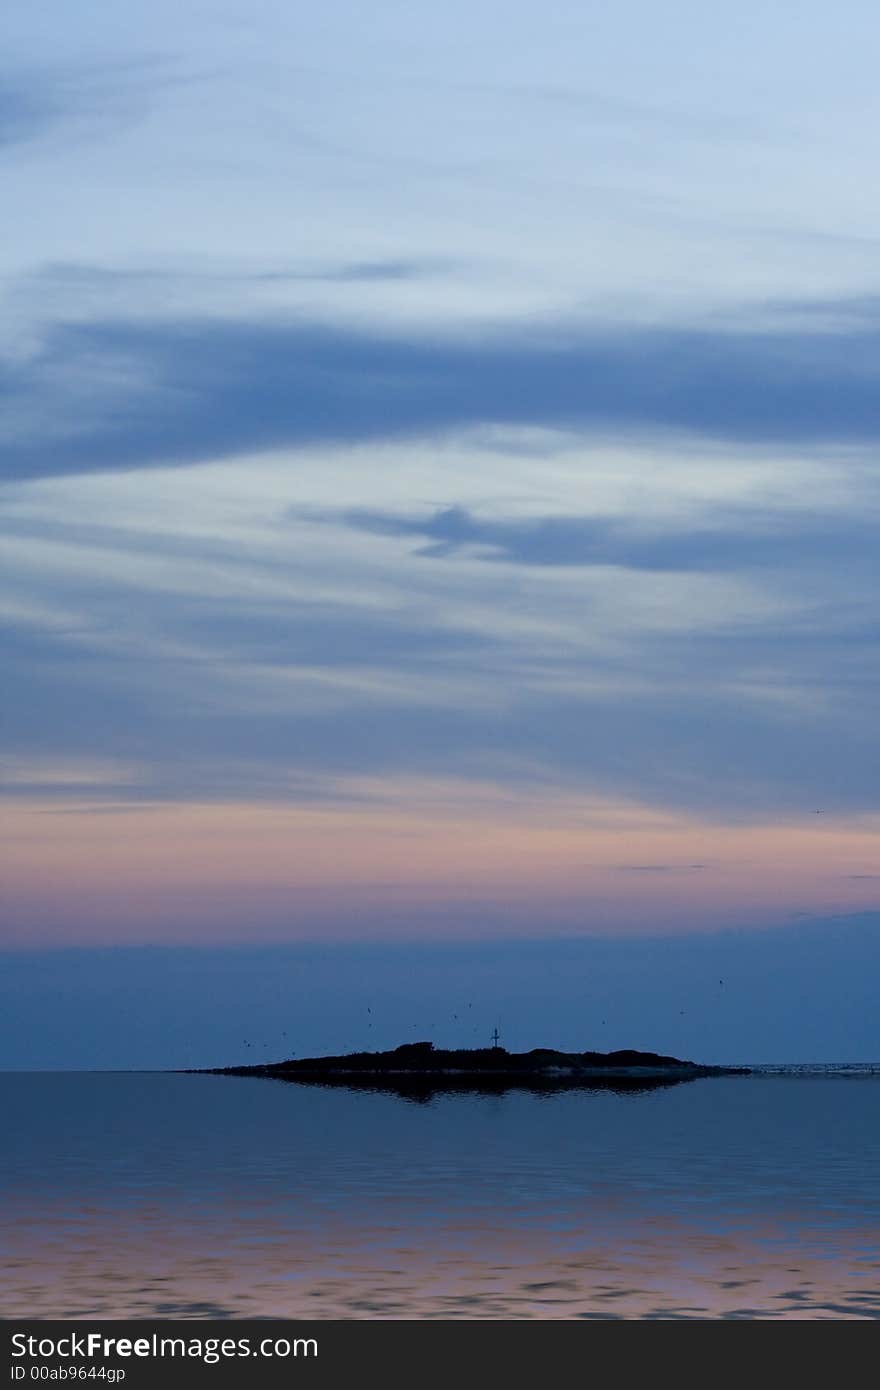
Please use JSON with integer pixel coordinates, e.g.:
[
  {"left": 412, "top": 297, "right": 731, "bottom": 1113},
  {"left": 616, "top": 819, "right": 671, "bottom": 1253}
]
[
  {"left": 2, "top": 2, "right": 880, "bottom": 1063},
  {"left": 3, "top": 918, "right": 879, "bottom": 1070}
]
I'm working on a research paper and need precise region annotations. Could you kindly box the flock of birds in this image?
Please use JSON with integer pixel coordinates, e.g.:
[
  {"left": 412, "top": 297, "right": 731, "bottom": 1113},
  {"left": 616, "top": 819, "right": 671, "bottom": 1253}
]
[{"left": 238, "top": 981, "right": 728, "bottom": 1054}]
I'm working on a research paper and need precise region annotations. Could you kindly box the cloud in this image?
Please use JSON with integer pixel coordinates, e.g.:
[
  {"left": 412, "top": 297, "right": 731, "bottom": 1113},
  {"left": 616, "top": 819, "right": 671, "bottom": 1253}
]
[
  {"left": 340, "top": 503, "right": 880, "bottom": 574},
  {"left": 0, "top": 59, "right": 178, "bottom": 154},
  {"left": 19, "top": 257, "right": 455, "bottom": 294},
  {"left": 5, "top": 299, "right": 880, "bottom": 480},
  {"left": 2, "top": 421, "right": 878, "bottom": 818},
  {"left": 255, "top": 259, "right": 457, "bottom": 285},
  {"left": 0, "top": 78, "right": 61, "bottom": 149},
  {"left": 3, "top": 593, "right": 878, "bottom": 816},
  {"left": 614, "top": 864, "right": 706, "bottom": 873}
]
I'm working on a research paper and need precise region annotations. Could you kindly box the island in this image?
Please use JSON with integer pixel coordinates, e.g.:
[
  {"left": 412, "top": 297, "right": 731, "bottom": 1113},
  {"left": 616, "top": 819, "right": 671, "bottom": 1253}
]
[{"left": 195, "top": 1040, "right": 748, "bottom": 1100}]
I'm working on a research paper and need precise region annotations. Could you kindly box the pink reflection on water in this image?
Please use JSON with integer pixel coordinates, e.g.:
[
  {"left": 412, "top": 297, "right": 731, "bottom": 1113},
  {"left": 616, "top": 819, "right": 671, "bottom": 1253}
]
[{"left": 3, "top": 1193, "right": 879, "bottom": 1319}]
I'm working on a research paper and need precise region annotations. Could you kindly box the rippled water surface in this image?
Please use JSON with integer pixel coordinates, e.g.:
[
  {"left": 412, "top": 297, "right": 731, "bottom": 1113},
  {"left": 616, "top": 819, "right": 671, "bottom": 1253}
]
[{"left": 3, "top": 1071, "right": 879, "bottom": 1319}]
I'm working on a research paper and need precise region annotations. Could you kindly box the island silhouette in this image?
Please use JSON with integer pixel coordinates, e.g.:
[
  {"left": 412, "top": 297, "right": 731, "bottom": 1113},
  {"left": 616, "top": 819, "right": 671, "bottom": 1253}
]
[{"left": 196, "top": 1040, "right": 747, "bottom": 1101}]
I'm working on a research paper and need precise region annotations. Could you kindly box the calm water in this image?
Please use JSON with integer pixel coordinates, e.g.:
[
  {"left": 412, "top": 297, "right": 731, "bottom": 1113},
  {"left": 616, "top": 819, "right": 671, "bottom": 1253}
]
[{"left": 2, "top": 1070, "right": 879, "bottom": 1319}]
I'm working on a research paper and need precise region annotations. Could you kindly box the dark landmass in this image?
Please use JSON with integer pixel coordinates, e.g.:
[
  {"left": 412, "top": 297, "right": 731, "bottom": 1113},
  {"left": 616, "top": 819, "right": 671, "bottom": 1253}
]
[{"left": 194, "top": 1040, "right": 748, "bottom": 1100}]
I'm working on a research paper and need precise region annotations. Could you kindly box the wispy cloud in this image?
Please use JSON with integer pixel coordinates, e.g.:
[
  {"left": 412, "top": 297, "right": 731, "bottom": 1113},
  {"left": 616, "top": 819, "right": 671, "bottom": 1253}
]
[
  {"left": 339, "top": 503, "right": 880, "bottom": 574},
  {"left": 615, "top": 864, "right": 707, "bottom": 873},
  {"left": 1, "top": 412, "right": 877, "bottom": 821},
  {"left": 0, "top": 58, "right": 182, "bottom": 153},
  {"left": 5, "top": 301, "right": 880, "bottom": 481}
]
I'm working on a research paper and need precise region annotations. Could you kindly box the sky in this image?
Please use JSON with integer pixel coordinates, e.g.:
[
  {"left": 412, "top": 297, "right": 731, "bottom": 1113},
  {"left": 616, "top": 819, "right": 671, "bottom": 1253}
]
[{"left": 2, "top": 1, "right": 880, "bottom": 1065}]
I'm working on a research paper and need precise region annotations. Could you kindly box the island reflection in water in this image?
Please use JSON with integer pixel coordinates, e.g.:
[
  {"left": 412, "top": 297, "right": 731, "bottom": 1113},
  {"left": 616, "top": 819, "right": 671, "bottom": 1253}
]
[
  {"left": 251, "top": 1070, "right": 695, "bottom": 1101},
  {"left": 3, "top": 1072, "right": 879, "bottom": 1319}
]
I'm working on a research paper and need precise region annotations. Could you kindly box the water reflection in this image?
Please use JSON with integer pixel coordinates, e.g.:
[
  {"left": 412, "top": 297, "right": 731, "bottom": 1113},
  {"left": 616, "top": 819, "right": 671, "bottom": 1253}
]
[
  {"left": 262, "top": 1072, "right": 695, "bottom": 1102},
  {"left": 2, "top": 1073, "right": 879, "bottom": 1319}
]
